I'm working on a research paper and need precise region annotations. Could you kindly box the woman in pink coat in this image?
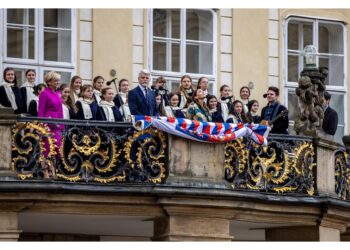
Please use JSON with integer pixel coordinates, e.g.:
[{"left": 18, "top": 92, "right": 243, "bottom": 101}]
[{"left": 38, "top": 71, "right": 64, "bottom": 178}]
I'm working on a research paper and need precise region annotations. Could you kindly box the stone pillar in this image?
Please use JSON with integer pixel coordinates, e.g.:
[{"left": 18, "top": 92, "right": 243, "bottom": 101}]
[
  {"left": 266, "top": 225, "right": 340, "bottom": 241},
  {"left": 153, "top": 215, "right": 232, "bottom": 241},
  {"left": 153, "top": 206, "right": 233, "bottom": 241},
  {"left": 314, "top": 137, "right": 340, "bottom": 197},
  {"left": 167, "top": 135, "right": 226, "bottom": 187},
  {"left": 0, "top": 110, "right": 20, "bottom": 179},
  {"left": 0, "top": 212, "right": 21, "bottom": 241}
]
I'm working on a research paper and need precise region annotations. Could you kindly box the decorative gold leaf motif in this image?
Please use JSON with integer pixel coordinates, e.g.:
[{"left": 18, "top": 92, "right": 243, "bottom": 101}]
[
  {"left": 12, "top": 121, "right": 57, "bottom": 179},
  {"left": 225, "top": 139, "right": 316, "bottom": 195}
]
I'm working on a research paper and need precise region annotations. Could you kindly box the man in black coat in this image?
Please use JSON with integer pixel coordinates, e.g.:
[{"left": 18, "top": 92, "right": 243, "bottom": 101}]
[
  {"left": 322, "top": 91, "right": 338, "bottom": 136},
  {"left": 261, "top": 86, "right": 289, "bottom": 134},
  {"left": 128, "top": 69, "right": 159, "bottom": 116}
]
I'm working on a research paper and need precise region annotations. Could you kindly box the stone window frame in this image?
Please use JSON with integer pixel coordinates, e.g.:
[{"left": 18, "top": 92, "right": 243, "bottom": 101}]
[
  {"left": 0, "top": 9, "right": 77, "bottom": 84},
  {"left": 148, "top": 8, "right": 218, "bottom": 94}
]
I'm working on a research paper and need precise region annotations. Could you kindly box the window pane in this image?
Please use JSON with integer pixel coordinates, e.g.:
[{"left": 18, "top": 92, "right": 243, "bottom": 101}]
[
  {"left": 319, "top": 57, "right": 329, "bottom": 85},
  {"left": 153, "top": 41, "right": 166, "bottom": 71},
  {"left": 288, "top": 55, "right": 299, "bottom": 82},
  {"left": 288, "top": 22, "right": 299, "bottom": 50},
  {"left": 44, "top": 30, "right": 71, "bottom": 62},
  {"left": 186, "top": 43, "right": 213, "bottom": 74},
  {"left": 328, "top": 92, "right": 344, "bottom": 144},
  {"left": 319, "top": 23, "right": 343, "bottom": 54},
  {"left": 329, "top": 93, "right": 344, "bottom": 124},
  {"left": 171, "top": 43, "right": 180, "bottom": 72},
  {"left": 171, "top": 10, "right": 180, "bottom": 39},
  {"left": 328, "top": 55, "right": 344, "bottom": 86},
  {"left": 153, "top": 9, "right": 167, "bottom": 37},
  {"left": 287, "top": 89, "right": 298, "bottom": 121},
  {"left": 7, "top": 9, "right": 34, "bottom": 25},
  {"left": 7, "top": 28, "right": 35, "bottom": 59},
  {"left": 14, "top": 68, "right": 26, "bottom": 87},
  {"left": 44, "top": 9, "right": 71, "bottom": 29},
  {"left": 44, "top": 70, "right": 71, "bottom": 85},
  {"left": 303, "top": 23, "right": 313, "bottom": 49},
  {"left": 186, "top": 9, "right": 213, "bottom": 42},
  {"left": 170, "top": 80, "right": 180, "bottom": 92}
]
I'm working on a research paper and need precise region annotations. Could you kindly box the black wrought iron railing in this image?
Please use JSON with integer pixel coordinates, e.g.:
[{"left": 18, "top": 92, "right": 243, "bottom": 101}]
[
  {"left": 224, "top": 134, "right": 316, "bottom": 195},
  {"left": 335, "top": 148, "right": 350, "bottom": 200},
  {"left": 12, "top": 117, "right": 168, "bottom": 183},
  {"left": 11, "top": 116, "right": 349, "bottom": 201}
]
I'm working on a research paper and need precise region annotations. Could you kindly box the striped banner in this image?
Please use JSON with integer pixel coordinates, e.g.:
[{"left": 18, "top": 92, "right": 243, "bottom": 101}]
[{"left": 133, "top": 115, "right": 270, "bottom": 146}]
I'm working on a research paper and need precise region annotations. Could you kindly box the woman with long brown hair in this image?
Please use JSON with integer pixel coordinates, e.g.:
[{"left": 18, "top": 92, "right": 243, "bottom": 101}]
[
  {"left": 69, "top": 75, "right": 82, "bottom": 104},
  {"left": 186, "top": 89, "right": 211, "bottom": 122},
  {"left": 178, "top": 74, "right": 194, "bottom": 110}
]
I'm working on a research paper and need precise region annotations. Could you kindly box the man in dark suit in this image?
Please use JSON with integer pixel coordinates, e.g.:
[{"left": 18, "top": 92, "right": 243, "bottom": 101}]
[
  {"left": 128, "top": 69, "right": 159, "bottom": 116},
  {"left": 261, "top": 86, "right": 289, "bottom": 134},
  {"left": 322, "top": 91, "right": 338, "bottom": 136}
]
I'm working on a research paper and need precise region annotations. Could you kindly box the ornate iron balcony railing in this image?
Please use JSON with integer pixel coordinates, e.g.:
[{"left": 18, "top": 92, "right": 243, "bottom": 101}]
[
  {"left": 224, "top": 134, "right": 316, "bottom": 195},
  {"left": 335, "top": 149, "right": 350, "bottom": 200},
  {"left": 12, "top": 117, "right": 168, "bottom": 183},
  {"left": 12, "top": 117, "right": 349, "bottom": 201}
]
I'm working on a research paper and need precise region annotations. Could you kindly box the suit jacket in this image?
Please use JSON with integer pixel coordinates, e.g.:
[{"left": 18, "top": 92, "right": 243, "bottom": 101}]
[
  {"left": 322, "top": 106, "right": 338, "bottom": 136},
  {"left": 261, "top": 103, "right": 289, "bottom": 134},
  {"left": 128, "top": 85, "right": 158, "bottom": 116}
]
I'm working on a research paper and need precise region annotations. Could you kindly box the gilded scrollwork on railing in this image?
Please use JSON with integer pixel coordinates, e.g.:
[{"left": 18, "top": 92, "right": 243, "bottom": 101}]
[
  {"left": 335, "top": 150, "right": 350, "bottom": 200},
  {"left": 225, "top": 137, "right": 316, "bottom": 195},
  {"left": 11, "top": 122, "right": 57, "bottom": 179},
  {"left": 12, "top": 119, "right": 168, "bottom": 183}
]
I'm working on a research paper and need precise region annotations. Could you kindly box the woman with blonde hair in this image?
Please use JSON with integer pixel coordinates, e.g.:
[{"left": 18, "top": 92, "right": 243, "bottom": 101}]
[{"left": 38, "top": 71, "right": 64, "bottom": 178}]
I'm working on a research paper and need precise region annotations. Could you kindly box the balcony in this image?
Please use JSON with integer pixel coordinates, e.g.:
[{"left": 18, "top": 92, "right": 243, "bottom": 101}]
[{"left": 1, "top": 111, "right": 350, "bottom": 241}]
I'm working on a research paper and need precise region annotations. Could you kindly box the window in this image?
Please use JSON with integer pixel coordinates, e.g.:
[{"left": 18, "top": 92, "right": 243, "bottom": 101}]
[
  {"left": 284, "top": 16, "right": 347, "bottom": 142},
  {"left": 149, "top": 9, "right": 216, "bottom": 93},
  {"left": 2, "top": 9, "right": 76, "bottom": 85}
]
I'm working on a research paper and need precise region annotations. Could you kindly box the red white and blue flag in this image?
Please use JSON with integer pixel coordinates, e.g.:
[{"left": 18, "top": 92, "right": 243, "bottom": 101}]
[{"left": 133, "top": 115, "right": 270, "bottom": 146}]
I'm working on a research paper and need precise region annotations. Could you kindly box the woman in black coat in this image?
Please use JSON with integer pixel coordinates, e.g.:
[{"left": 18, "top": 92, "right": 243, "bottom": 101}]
[{"left": 0, "top": 67, "right": 24, "bottom": 114}]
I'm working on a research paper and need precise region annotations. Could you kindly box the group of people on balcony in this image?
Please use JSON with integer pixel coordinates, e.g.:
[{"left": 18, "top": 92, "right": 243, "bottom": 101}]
[
  {"left": 1, "top": 67, "right": 338, "bottom": 137},
  {"left": 1, "top": 67, "right": 339, "bottom": 178},
  {"left": 0, "top": 67, "right": 291, "bottom": 134}
]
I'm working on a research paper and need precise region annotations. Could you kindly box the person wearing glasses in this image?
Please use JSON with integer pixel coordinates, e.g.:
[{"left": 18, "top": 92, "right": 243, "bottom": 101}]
[{"left": 261, "top": 86, "right": 289, "bottom": 134}]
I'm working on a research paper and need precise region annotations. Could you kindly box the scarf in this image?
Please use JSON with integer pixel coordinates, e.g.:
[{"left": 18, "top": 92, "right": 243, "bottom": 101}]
[
  {"left": 21, "top": 82, "right": 37, "bottom": 108},
  {"left": 79, "top": 98, "right": 93, "bottom": 119},
  {"left": 93, "top": 89, "right": 102, "bottom": 103},
  {"left": 2, "top": 83, "right": 17, "bottom": 110},
  {"left": 73, "top": 91, "right": 80, "bottom": 103},
  {"left": 209, "top": 108, "right": 217, "bottom": 114},
  {"left": 100, "top": 100, "right": 115, "bottom": 121},
  {"left": 62, "top": 104, "right": 70, "bottom": 119},
  {"left": 120, "top": 92, "right": 127, "bottom": 105},
  {"left": 119, "top": 103, "right": 131, "bottom": 121},
  {"left": 219, "top": 100, "right": 230, "bottom": 122}
]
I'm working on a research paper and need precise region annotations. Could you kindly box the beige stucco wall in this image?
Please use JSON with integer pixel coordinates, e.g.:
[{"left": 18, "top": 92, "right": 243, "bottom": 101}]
[
  {"left": 92, "top": 9, "right": 133, "bottom": 84},
  {"left": 232, "top": 9, "right": 270, "bottom": 106}
]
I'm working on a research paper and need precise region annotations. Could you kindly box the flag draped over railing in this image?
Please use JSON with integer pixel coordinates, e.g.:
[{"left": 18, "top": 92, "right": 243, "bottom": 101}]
[{"left": 132, "top": 115, "right": 270, "bottom": 146}]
